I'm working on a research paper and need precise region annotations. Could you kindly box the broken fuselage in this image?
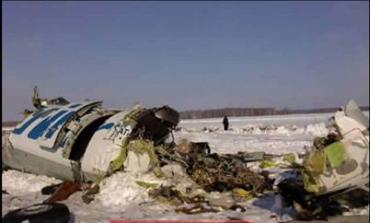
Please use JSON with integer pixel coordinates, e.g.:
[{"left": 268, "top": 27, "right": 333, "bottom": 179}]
[{"left": 3, "top": 101, "right": 179, "bottom": 182}]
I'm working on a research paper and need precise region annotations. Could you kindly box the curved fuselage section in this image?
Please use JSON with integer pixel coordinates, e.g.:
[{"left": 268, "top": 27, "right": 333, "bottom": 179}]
[{"left": 3, "top": 101, "right": 128, "bottom": 181}]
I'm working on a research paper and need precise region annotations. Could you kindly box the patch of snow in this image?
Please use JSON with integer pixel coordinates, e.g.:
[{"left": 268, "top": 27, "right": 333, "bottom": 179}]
[
  {"left": 343, "top": 205, "right": 369, "bottom": 216},
  {"left": 2, "top": 170, "right": 61, "bottom": 195},
  {"left": 2, "top": 127, "right": 14, "bottom": 131},
  {"left": 305, "top": 122, "right": 329, "bottom": 136},
  {"left": 95, "top": 172, "right": 165, "bottom": 208}
]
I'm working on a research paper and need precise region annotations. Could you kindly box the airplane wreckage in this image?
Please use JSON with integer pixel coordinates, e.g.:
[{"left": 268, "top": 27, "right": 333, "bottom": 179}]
[{"left": 2, "top": 87, "right": 369, "bottom": 222}]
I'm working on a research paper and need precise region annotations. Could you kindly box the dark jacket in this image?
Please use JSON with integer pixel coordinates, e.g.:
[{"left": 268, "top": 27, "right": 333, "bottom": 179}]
[{"left": 223, "top": 116, "right": 229, "bottom": 130}]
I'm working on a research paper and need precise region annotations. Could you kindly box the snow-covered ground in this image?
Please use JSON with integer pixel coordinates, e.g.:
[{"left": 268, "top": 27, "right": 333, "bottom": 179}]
[
  {"left": 175, "top": 113, "right": 332, "bottom": 155},
  {"left": 2, "top": 113, "right": 369, "bottom": 222}
]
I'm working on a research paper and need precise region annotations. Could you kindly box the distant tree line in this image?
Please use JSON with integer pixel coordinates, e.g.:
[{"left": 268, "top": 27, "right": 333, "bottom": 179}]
[
  {"left": 180, "top": 106, "right": 369, "bottom": 119},
  {"left": 2, "top": 121, "right": 19, "bottom": 127},
  {"left": 180, "top": 108, "right": 275, "bottom": 119}
]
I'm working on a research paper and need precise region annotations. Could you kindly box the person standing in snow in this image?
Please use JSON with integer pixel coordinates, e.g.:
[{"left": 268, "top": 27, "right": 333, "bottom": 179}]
[{"left": 223, "top": 115, "right": 229, "bottom": 131}]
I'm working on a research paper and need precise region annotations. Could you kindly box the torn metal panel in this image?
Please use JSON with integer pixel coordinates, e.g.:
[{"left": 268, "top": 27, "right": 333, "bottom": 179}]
[
  {"left": 344, "top": 99, "right": 369, "bottom": 129},
  {"left": 313, "top": 100, "right": 369, "bottom": 195},
  {"left": 274, "top": 100, "right": 369, "bottom": 220},
  {"left": 80, "top": 110, "right": 133, "bottom": 179},
  {"left": 80, "top": 106, "right": 179, "bottom": 180},
  {"left": 32, "top": 86, "right": 70, "bottom": 109}
]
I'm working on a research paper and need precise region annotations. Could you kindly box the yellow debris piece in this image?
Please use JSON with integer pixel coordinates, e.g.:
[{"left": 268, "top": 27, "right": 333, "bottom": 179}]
[
  {"left": 232, "top": 188, "right": 254, "bottom": 202},
  {"left": 259, "top": 159, "right": 277, "bottom": 169}
]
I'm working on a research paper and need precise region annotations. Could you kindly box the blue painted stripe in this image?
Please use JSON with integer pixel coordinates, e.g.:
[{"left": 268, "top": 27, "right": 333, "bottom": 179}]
[
  {"left": 98, "top": 122, "right": 114, "bottom": 131},
  {"left": 45, "top": 111, "right": 75, "bottom": 139},
  {"left": 13, "top": 108, "right": 59, "bottom": 135},
  {"left": 28, "top": 110, "right": 68, "bottom": 140}
]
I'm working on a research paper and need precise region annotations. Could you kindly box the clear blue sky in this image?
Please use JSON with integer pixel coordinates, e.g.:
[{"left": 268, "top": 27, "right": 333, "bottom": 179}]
[{"left": 3, "top": 1, "right": 369, "bottom": 121}]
